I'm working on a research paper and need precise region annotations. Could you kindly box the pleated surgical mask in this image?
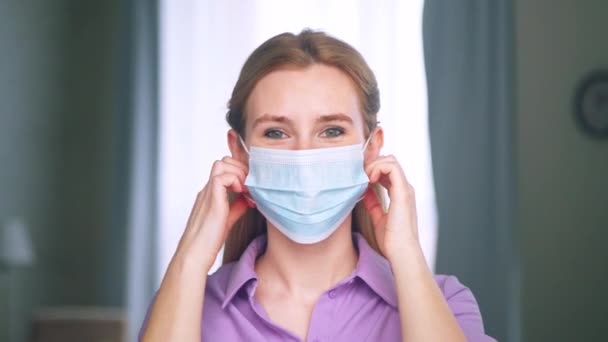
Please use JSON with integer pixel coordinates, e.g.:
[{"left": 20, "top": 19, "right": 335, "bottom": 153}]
[{"left": 240, "top": 136, "right": 371, "bottom": 244}]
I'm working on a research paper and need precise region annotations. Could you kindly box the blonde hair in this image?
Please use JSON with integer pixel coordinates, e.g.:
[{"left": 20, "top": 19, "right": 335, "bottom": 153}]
[{"left": 223, "top": 29, "right": 385, "bottom": 264}]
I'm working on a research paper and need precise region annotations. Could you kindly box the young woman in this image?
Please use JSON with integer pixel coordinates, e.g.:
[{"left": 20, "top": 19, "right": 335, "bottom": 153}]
[{"left": 141, "top": 29, "right": 495, "bottom": 342}]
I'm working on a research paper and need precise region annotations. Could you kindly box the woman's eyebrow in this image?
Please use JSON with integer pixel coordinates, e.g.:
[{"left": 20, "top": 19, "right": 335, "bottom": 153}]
[
  {"left": 317, "top": 113, "right": 353, "bottom": 124},
  {"left": 252, "top": 114, "right": 293, "bottom": 128},
  {"left": 252, "top": 113, "right": 353, "bottom": 128}
]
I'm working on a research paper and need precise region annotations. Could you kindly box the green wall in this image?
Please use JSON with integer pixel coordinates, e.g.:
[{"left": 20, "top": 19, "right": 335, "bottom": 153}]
[
  {"left": 0, "top": 1, "right": 125, "bottom": 341},
  {"left": 3, "top": 1, "right": 608, "bottom": 341},
  {"left": 516, "top": 0, "right": 608, "bottom": 341}
]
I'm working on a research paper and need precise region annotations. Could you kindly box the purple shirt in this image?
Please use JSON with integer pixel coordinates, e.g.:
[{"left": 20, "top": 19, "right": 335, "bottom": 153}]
[{"left": 141, "top": 233, "right": 495, "bottom": 341}]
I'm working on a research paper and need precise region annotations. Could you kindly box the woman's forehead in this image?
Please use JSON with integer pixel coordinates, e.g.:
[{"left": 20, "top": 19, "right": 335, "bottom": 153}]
[{"left": 245, "top": 64, "right": 362, "bottom": 125}]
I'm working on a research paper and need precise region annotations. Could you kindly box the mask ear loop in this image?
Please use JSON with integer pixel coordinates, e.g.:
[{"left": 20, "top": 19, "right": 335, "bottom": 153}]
[
  {"left": 238, "top": 135, "right": 250, "bottom": 155},
  {"left": 237, "top": 135, "right": 256, "bottom": 206},
  {"left": 362, "top": 124, "right": 379, "bottom": 152},
  {"left": 359, "top": 125, "right": 379, "bottom": 201},
  {"left": 362, "top": 134, "right": 373, "bottom": 152}
]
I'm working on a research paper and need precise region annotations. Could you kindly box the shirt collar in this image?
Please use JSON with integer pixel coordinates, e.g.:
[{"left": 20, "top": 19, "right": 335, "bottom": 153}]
[{"left": 221, "top": 233, "right": 398, "bottom": 309}]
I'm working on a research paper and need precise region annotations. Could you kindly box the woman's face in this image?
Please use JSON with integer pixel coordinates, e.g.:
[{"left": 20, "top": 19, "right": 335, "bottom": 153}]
[{"left": 243, "top": 64, "right": 368, "bottom": 150}]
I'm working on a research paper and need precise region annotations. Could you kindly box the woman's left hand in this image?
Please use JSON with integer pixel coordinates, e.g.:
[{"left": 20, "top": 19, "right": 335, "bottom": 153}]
[
  {"left": 362, "top": 155, "right": 420, "bottom": 260},
  {"left": 364, "top": 157, "right": 468, "bottom": 342}
]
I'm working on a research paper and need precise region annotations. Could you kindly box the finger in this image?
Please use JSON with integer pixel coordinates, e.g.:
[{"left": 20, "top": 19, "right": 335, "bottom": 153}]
[
  {"left": 226, "top": 195, "right": 250, "bottom": 228},
  {"left": 197, "top": 173, "right": 244, "bottom": 233},
  {"left": 221, "top": 156, "right": 249, "bottom": 172},
  {"left": 367, "top": 160, "right": 396, "bottom": 186},
  {"left": 210, "top": 160, "right": 247, "bottom": 185},
  {"left": 364, "top": 153, "right": 395, "bottom": 166},
  {"left": 211, "top": 172, "right": 245, "bottom": 194},
  {"left": 362, "top": 186, "right": 385, "bottom": 228},
  {"left": 366, "top": 160, "right": 407, "bottom": 201},
  {"left": 369, "top": 164, "right": 393, "bottom": 190},
  {"left": 222, "top": 157, "right": 250, "bottom": 194},
  {"left": 364, "top": 155, "right": 399, "bottom": 176},
  {"left": 211, "top": 160, "right": 247, "bottom": 181}
]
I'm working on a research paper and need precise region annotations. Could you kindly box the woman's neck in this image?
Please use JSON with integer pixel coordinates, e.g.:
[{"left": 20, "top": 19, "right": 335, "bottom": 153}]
[{"left": 255, "top": 218, "right": 358, "bottom": 302}]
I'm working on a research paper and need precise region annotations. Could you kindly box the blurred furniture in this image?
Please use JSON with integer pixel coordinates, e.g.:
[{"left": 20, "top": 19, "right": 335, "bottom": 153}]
[
  {"left": 30, "top": 307, "right": 126, "bottom": 342},
  {"left": 0, "top": 218, "right": 35, "bottom": 268},
  {"left": 1, "top": 217, "right": 36, "bottom": 342}
]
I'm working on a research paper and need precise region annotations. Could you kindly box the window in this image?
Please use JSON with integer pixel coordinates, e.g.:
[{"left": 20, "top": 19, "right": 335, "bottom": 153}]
[{"left": 159, "top": 0, "right": 435, "bottom": 277}]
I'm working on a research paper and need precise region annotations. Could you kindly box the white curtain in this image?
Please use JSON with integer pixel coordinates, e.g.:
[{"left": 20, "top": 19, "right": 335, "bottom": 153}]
[{"left": 159, "top": 0, "right": 436, "bottom": 277}]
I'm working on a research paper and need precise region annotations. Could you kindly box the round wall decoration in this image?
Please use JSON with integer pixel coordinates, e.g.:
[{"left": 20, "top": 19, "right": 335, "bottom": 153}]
[{"left": 574, "top": 70, "right": 608, "bottom": 139}]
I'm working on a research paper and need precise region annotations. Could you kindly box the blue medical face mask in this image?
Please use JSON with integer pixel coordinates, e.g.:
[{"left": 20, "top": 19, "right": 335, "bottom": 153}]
[{"left": 240, "top": 136, "right": 372, "bottom": 244}]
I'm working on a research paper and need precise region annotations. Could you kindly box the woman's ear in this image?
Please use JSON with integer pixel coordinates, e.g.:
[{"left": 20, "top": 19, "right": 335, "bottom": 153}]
[
  {"left": 227, "top": 129, "right": 248, "bottom": 163},
  {"left": 364, "top": 126, "right": 384, "bottom": 163}
]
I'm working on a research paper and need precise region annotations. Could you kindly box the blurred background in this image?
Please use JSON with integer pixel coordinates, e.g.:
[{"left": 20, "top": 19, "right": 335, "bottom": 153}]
[{"left": 0, "top": 1, "right": 606, "bottom": 342}]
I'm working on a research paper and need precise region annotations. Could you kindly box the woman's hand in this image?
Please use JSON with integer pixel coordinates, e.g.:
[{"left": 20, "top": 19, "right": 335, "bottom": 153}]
[
  {"left": 175, "top": 156, "right": 252, "bottom": 271},
  {"left": 363, "top": 155, "right": 467, "bottom": 342},
  {"left": 362, "top": 155, "right": 420, "bottom": 261},
  {"left": 141, "top": 156, "right": 252, "bottom": 342}
]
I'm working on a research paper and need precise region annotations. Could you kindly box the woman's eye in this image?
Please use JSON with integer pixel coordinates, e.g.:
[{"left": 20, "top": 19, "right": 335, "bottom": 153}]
[
  {"left": 321, "top": 127, "right": 344, "bottom": 138},
  {"left": 264, "top": 129, "right": 287, "bottom": 139}
]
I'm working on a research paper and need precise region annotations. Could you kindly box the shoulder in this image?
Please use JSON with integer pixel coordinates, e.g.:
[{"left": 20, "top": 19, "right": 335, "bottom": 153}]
[
  {"left": 434, "top": 275, "right": 497, "bottom": 342},
  {"left": 434, "top": 274, "right": 476, "bottom": 302}
]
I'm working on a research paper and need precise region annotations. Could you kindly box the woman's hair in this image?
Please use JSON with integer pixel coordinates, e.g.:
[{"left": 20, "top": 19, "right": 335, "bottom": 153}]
[{"left": 223, "top": 29, "right": 386, "bottom": 264}]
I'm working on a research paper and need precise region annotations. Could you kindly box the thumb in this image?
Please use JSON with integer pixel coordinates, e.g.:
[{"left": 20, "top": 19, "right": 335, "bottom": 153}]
[{"left": 362, "top": 186, "right": 385, "bottom": 229}]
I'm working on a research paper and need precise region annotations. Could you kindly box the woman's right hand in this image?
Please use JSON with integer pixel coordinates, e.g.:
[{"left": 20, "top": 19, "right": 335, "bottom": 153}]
[
  {"left": 141, "top": 156, "right": 251, "bottom": 342},
  {"left": 174, "top": 156, "right": 252, "bottom": 271}
]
